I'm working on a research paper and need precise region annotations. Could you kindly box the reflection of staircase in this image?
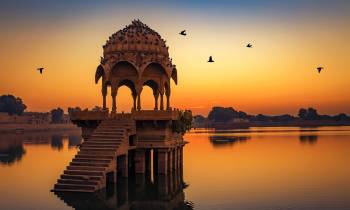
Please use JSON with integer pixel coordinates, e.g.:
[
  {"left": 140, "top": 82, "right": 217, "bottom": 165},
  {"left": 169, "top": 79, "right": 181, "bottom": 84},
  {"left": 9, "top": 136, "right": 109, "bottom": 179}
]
[{"left": 52, "top": 118, "right": 136, "bottom": 192}]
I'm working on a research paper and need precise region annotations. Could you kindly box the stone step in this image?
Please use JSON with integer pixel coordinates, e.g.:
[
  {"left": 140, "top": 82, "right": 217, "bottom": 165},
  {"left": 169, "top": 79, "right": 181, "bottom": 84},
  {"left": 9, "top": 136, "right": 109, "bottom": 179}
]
[
  {"left": 57, "top": 179, "right": 99, "bottom": 186},
  {"left": 75, "top": 154, "right": 114, "bottom": 160},
  {"left": 98, "top": 122, "right": 130, "bottom": 127},
  {"left": 99, "top": 125, "right": 132, "bottom": 128},
  {"left": 94, "top": 130, "right": 124, "bottom": 133},
  {"left": 70, "top": 162, "right": 109, "bottom": 167},
  {"left": 67, "top": 165, "right": 106, "bottom": 172},
  {"left": 80, "top": 145, "right": 116, "bottom": 149},
  {"left": 54, "top": 183, "right": 96, "bottom": 191},
  {"left": 93, "top": 132, "right": 125, "bottom": 135},
  {"left": 64, "top": 169, "right": 104, "bottom": 176},
  {"left": 90, "top": 136, "right": 124, "bottom": 140},
  {"left": 73, "top": 158, "right": 111, "bottom": 164},
  {"left": 82, "top": 142, "right": 121, "bottom": 146},
  {"left": 92, "top": 131, "right": 125, "bottom": 136},
  {"left": 77, "top": 152, "right": 116, "bottom": 157},
  {"left": 88, "top": 137, "right": 124, "bottom": 140},
  {"left": 79, "top": 147, "right": 117, "bottom": 152},
  {"left": 93, "top": 131, "right": 124, "bottom": 134},
  {"left": 60, "top": 174, "right": 102, "bottom": 181},
  {"left": 87, "top": 140, "right": 123, "bottom": 144}
]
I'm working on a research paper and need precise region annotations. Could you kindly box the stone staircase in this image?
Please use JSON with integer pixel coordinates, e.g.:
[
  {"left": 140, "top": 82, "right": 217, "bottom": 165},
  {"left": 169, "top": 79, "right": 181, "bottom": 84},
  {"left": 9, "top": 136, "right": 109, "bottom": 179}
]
[{"left": 52, "top": 118, "right": 136, "bottom": 192}]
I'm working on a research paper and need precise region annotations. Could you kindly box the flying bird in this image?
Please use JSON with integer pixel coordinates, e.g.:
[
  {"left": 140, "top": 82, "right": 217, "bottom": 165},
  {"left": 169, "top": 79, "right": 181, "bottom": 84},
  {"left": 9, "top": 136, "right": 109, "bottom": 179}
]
[
  {"left": 317, "top": 67, "right": 323, "bottom": 73},
  {"left": 246, "top": 43, "right": 253, "bottom": 48},
  {"left": 37, "top": 67, "right": 44, "bottom": 74},
  {"left": 179, "top": 30, "right": 186, "bottom": 36},
  {"left": 208, "top": 56, "right": 214, "bottom": 63}
]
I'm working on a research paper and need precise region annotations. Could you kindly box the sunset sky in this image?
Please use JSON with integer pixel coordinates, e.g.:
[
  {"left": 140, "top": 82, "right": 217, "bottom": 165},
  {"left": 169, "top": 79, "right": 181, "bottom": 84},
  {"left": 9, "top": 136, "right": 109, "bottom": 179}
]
[{"left": 0, "top": 0, "right": 349, "bottom": 116}]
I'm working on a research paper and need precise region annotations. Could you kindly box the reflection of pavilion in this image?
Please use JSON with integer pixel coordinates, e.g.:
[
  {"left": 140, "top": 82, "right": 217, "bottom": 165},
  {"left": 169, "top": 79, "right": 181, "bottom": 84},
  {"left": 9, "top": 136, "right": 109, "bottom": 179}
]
[{"left": 55, "top": 170, "right": 193, "bottom": 210}]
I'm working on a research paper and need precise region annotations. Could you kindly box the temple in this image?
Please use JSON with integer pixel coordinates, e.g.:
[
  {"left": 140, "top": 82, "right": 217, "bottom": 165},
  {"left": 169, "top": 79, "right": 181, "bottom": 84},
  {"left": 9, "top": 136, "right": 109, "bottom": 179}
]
[{"left": 52, "top": 20, "right": 186, "bottom": 193}]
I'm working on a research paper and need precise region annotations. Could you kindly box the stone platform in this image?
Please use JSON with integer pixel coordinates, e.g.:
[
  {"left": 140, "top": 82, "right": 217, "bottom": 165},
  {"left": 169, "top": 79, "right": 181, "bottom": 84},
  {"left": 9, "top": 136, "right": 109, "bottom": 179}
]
[{"left": 52, "top": 110, "right": 186, "bottom": 193}]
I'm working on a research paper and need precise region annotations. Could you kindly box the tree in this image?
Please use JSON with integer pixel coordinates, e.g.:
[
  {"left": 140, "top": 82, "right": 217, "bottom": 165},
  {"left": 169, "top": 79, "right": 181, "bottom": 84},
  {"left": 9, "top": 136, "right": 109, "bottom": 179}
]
[
  {"left": 298, "top": 108, "right": 307, "bottom": 119},
  {"left": 173, "top": 110, "right": 193, "bottom": 135},
  {"left": 208, "top": 107, "right": 237, "bottom": 122},
  {"left": 298, "top": 107, "right": 320, "bottom": 120},
  {"left": 306, "top": 107, "right": 319, "bottom": 120},
  {"left": 333, "top": 113, "right": 349, "bottom": 121},
  {"left": 0, "top": 95, "right": 27, "bottom": 115},
  {"left": 51, "top": 108, "right": 64, "bottom": 123},
  {"left": 68, "top": 107, "right": 81, "bottom": 115}
]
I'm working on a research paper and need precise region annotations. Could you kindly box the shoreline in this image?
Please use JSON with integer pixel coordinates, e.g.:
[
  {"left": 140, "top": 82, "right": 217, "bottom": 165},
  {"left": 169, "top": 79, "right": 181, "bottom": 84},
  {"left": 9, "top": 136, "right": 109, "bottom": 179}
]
[
  {"left": 195, "top": 121, "right": 350, "bottom": 130},
  {"left": 0, "top": 123, "right": 80, "bottom": 133}
]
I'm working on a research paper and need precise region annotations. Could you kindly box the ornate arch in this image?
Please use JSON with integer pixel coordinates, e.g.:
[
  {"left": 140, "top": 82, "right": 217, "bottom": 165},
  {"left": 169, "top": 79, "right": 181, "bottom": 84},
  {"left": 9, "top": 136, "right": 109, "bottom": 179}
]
[
  {"left": 140, "top": 62, "right": 170, "bottom": 79},
  {"left": 111, "top": 61, "right": 139, "bottom": 78},
  {"left": 143, "top": 79, "right": 159, "bottom": 95},
  {"left": 117, "top": 79, "right": 137, "bottom": 95}
]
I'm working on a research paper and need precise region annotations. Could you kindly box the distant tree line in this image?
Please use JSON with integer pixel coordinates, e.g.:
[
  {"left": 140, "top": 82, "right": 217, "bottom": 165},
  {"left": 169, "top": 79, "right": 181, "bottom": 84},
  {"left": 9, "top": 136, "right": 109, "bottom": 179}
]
[
  {"left": 0, "top": 95, "right": 27, "bottom": 115},
  {"left": 194, "top": 106, "right": 350, "bottom": 125},
  {"left": 0, "top": 94, "right": 82, "bottom": 124}
]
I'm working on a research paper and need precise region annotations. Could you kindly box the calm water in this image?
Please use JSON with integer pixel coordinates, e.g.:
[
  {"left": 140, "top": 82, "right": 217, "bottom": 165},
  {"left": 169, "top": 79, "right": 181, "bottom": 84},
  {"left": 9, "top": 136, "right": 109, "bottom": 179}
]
[{"left": 0, "top": 127, "right": 350, "bottom": 210}]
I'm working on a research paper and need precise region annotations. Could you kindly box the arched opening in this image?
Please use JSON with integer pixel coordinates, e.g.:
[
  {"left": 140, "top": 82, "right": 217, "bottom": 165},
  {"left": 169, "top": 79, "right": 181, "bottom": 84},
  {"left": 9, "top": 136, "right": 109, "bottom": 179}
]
[
  {"left": 140, "top": 86, "right": 155, "bottom": 110},
  {"left": 142, "top": 80, "right": 159, "bottom": 110},
  {"left": 109, "top": 61, "right": 138, "bottom": 113},
  {"left": 116, "top": 86, "right": 134, "bottom": 113},
  {"left": 116, "top": 79, "right": 137, "bottom": 113}
]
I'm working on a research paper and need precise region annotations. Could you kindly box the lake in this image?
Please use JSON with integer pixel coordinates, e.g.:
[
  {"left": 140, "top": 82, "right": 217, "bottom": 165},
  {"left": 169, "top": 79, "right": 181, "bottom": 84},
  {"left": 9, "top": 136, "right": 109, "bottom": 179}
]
[{"left": 0, "top": 127, "right": 350, "bottom": 210}]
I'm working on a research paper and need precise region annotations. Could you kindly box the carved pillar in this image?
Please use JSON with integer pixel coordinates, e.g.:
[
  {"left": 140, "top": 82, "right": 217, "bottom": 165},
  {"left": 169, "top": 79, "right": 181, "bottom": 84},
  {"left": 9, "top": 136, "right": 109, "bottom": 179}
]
[
  {"left": 102, "top": 84, "right": 107, "bottom": 109},
  {"left": 135, "top": 149, "right": 146, "bottom": 174},
  {"left": 154, "top": 91, "right": 159, "bottom": 110},
  {"left": 111, "top": 87, "right": 117, "bottom": 113},
  {"left": 137, "top": 86, "right": 142, "bottom": 111},
  {"left": 157, "top": 149, "right": 168, "bottom": 174},
  {"left": 118, "top": 154, "right": 128, "bottom": 178},
  {"left": 137, "top": 92, "right": 141, "bottom": 111},
  {"left": 166, "top": 92, "right": 170, "bottom": 110},
  {"left": 168, "top": 150, "right": 173, "bottom": 172},
  {"left": 132, "top": 92, "right": 137, "bottom": 111},
  {"left": 145, "top": 149, "right": 151, "bottom": 173},
  {"left": 160, "top": 93, "right": 164, "bottom": 111}
]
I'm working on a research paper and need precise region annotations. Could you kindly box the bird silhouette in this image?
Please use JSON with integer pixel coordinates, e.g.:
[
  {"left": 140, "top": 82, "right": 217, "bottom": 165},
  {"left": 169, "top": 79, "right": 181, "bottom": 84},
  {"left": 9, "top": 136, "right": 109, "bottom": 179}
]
[
  {"left": 37, "top": 67, "right": 44, "bottom": 74},
  {"left": 179, "top": 30, "right": 186, "bottom": 36},
  {"left": 317, "top": 67, "right": 324, "bottom": 73},
  {"left": 246, "top": 43, "right": 253, "bottom": 48},
  {"left": 208, "top": 56, "right": 214, "bottom": 63}
]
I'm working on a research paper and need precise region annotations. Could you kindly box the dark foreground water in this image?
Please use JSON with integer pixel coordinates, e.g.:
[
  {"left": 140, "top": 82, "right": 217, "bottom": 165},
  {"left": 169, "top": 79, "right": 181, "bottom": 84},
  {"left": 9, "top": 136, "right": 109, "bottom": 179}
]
[{"left": 0, "top": 127, "right": 350, "bottom": 210}]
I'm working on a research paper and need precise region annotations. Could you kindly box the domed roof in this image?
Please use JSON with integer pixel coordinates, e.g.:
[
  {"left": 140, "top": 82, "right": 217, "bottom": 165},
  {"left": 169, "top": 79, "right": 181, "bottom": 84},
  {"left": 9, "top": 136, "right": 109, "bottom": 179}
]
[{"left": 103, "top": 20, "right": 169, "bottom": 56}]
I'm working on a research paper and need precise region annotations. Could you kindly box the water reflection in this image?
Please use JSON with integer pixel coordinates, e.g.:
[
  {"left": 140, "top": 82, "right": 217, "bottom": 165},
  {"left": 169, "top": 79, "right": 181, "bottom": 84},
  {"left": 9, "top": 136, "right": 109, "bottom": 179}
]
[
  {"left": 55, "top": 171, "right": 193, "bottom": 210},
  {"left": 299, "top": 135, "right": 318, "bottom": 145},
  {"left": 0, "top": 144, "right": 25, "bottom": 165},
  {"left": 0, "top": 130, "right": 82, "bottom": 165},
  {"left": 68, "top": 135, "right": 82, "bottom": 148},
  {"left": 51, "top": 135, "right": 64, "bottom": 150},
  {"left": 209, "top": 135, "right": 251, "bottom": 148}
]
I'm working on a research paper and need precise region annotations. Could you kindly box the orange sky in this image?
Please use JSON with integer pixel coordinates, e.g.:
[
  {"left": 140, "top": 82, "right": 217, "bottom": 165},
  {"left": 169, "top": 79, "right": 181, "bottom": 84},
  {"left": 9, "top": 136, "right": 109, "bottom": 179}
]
[{"left": 0, "top": 2, "right": 349, "bottom": 116}]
